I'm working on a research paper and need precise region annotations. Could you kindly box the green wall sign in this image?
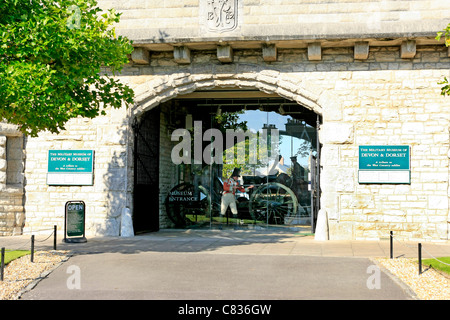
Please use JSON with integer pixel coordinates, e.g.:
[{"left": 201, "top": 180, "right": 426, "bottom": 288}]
[
  {"left": 48, "top": 150, "right": 93, "bottom": 173},
  {"left": 359, "top": 145, "right": 410, "bottom": 184},
  {"left": 359, "top": 145, "right": 410, "bottom": 170},
  {"left": 47, "top": 150, "right": 94, "bottom": 185}
]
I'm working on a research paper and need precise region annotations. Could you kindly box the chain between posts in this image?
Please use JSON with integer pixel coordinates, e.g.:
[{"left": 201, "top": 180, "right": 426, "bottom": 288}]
[
  {"left": 0, "top": 226, "right": 58, "bottom": 280},
  {"left": 389, "top": 231, "right": 450, "bottom": 276}
]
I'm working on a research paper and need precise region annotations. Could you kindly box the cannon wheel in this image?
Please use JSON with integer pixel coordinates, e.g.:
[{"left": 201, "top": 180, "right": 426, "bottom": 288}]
[
  {"left": 249, "top": 182, "right": 298, "bottom": 225},
  {"left": 165, "top": 183, "right": 212, "bottom": 228}
]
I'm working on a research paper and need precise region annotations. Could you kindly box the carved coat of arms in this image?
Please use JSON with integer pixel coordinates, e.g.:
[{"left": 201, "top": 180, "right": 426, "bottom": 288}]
[{"left": 206, "top": 0, "right": 238, "bottom": 33}]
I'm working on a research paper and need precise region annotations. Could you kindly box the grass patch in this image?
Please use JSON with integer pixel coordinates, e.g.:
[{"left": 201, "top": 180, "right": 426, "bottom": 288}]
[
  {"left": 421, "top": 257, "right": 450, "bottom": 275},
  {"left": 3, "top": 250, "right": 31, "bottom": 265}
]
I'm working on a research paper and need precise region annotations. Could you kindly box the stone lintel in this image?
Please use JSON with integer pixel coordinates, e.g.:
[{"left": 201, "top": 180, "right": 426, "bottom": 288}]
[
  {"left": 354, "top": 41, "right": 369, "bottom": 60},
  {"left": 400, "top": 40, "right": 416, "bottom": 59},
  {"left": 308, "top": 43, "right": 321, "bottom": 61},
  {"left": 262, "top": 44, "right": 277, "bottom": 62},
  {"left": 174, "top": 46, "right": 191, "bottom": 64},
  {"left": 131, "top": 47, "right": 150, "bottom": 65},
  {"left": 217, "top": 45, "right": 233, "bottom": 63},
  {"left": 0, "top": 123, "right": 22, "bottom": 137}
]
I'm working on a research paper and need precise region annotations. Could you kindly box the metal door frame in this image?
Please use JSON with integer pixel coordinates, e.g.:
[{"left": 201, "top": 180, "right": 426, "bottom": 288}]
[
  {"left": 132, "top": 108, "right": 160, "bottom": 233},
  {"left": 310, "top": 115, "right": 321, "bottom": 233}
]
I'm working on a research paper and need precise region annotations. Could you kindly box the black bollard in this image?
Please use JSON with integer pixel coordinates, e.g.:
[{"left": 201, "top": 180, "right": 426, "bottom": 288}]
[
  {"left": 54, "top": 225, "right": 57, "bottom": 250},
  {"left": 418, "top": 243, "right": 422, "bottom": 275},
  {"left": 390, "top": 231, "right": 393, "bottom": 259},
  {"left": 1, "top": 247, "right": 5, "bottom": 281},
  {"left": 31, "top": 235, "right": 35, "bottom": 263}
]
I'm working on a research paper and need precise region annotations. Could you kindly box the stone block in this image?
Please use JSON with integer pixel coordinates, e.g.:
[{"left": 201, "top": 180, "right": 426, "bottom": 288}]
[
  {"left": 173, "top": 46, "right": 191, "bottom": 64},
  {"left": 400, "top": 40, "right": 416, "bottom": 59},
  {"left": 0, "top": 123, "right": 21, "bottom": 136},
  {"left": 320, "top": 122, "right": 353, "bottom": 144},
  {"left": 0, "top": 171, "right": 6, "bottom": 184},
  {"left": 402, "top": 122, "right": 424, "bottom": 134},
  {"left": 262, "top": 44, "right": 277, "bottom": 62},
  {"left": 131, "top": 47, "right": 150, "bottom": 64},
  {"left": 321, "top": 145, "right": 340, "bottom": 167},
  {"left": 428, "top": 195, "right": 449, "bottom": 210},
  {"left": 354, "top": 41, "right": 369, "bottom": 60},
  {"left": 217, "top": 45, "right": 233, "bottom": 63},
  {"left": 308, "top": 43, "right": 321, "bottom": 61}
]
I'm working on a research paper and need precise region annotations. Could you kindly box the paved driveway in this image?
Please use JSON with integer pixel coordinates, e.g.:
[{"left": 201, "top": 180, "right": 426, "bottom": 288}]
[{"left": 20, "top": 251, "right": 414, "bottom": 300}]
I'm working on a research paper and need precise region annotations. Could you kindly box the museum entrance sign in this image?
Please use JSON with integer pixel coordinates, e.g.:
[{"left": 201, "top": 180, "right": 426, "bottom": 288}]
[
  {"left": 358, "top": 145, "right": 410, "bottom": 184},
  {"left": 47, "top": 150, "right": 94, "bottom": 185}
]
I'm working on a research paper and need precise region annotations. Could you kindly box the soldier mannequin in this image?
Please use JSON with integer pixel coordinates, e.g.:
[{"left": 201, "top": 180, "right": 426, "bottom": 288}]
[
  {"left": 290, "top": 156, "right": 306, "bottom": 205},
  {"left": 290, "top": 156, "right": 304, "bottom": 184},
  {"left": 221, "top": 168, "right": 254, "bottom": 218}
]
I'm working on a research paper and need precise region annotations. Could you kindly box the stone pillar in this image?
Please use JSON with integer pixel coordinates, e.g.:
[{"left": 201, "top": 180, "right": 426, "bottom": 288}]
[{"left": 0, "top": 123, "right": 25, "bottom": 236}]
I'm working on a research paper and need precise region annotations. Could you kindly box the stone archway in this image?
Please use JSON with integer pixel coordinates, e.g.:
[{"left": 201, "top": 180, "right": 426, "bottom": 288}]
[
  {"left": 131, "top": 66, "right": 326, "bottom": 118},
  {"left": 129, "top": 64, "right": 335, "bottom": 232}
]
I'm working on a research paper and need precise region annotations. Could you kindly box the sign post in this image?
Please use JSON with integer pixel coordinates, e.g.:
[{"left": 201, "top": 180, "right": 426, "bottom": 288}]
[
  {"left": 358, "top": 145, "right": 410, "bottom": 184},
  {"left": 64, "top": 201, "right": 87, "bottom": 243}
]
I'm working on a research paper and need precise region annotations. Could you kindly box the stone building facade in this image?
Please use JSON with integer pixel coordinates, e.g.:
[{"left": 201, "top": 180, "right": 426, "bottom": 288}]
[{"left": 1, "top": 0, "right": 449, "bottom": 241}]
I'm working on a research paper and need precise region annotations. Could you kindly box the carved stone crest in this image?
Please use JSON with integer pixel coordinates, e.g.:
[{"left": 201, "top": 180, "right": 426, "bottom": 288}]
[{"left": 206, "top": 0, "right": 239, "bottom": 33}]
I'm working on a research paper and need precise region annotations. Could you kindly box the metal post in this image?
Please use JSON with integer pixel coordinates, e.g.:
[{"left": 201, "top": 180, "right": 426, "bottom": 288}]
[
  {"left": 315, "top": 115, "right": 320, "bottom": 231},
  {"left": 390, "top": 231, "right": 393, "bottom": 259},
  {"left": 31, "top": 235, "right": 35, "bottom": 263},
  {"left": 53, "top": 225, "right": 57, "bottom": 250},
  {"left": 418, "top": 243, "right": 422, "bottom": 275},
  {"left": 1, "top": 247, "right": 5, "bottom": 281}
]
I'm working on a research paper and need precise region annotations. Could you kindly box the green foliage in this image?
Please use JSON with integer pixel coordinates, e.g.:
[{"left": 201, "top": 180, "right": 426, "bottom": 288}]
[
  {"left": 436, "top": 23, "right": 450, "bottom": 97},
  {"left": 214, "top": 111, "right": 270, "bottom": 179},
  {"left": 214, "top": 110, "right": 248, "bottom": 132},
  {"left": 0, "top": 0, "right": 134, "bottom": 136}
]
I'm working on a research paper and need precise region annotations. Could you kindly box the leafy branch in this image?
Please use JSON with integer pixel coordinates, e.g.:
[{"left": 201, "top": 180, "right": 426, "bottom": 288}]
[
  {"left": 436, "top": 23, "right": 450, "bottom": 96},
  {"left": 0, "top": 0, "right": 134, "bottom": 136}
]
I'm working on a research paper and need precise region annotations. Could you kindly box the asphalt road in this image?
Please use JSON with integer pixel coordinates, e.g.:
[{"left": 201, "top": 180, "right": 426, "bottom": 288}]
[{"left": 20, "top": 251, "right": 414, "bottom": 301}]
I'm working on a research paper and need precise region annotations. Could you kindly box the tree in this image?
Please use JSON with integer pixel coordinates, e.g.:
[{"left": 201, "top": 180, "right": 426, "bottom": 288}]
[
  {"left": 436, "top": 23, "right": 450, "bottom": 96},
  {"left": 0, "top": 0, "right": 134, "bottom": 137}
]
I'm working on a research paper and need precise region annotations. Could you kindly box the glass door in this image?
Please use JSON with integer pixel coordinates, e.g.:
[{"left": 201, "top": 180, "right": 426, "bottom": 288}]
[{"left": 165, "top": 98, "right": 318, "bottom": 231}]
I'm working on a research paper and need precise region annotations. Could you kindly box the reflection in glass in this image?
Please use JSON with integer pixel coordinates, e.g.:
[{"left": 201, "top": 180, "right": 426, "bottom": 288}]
[{"left": 165, "top": 104, "right": 317, "bottom": 230}]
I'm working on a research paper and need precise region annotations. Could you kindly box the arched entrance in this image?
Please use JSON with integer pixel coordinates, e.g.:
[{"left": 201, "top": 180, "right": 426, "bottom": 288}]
[{"left": 131, "top": 70, "right": 325, "bottom": 233}]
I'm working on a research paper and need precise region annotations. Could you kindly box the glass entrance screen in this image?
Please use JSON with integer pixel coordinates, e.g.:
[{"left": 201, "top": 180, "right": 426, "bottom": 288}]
[{"left": 165, "top": 102, "right": 318, "bottom": 230}]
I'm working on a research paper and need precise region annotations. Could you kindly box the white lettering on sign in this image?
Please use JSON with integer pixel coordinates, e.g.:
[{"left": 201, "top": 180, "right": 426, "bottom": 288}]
[
  {"left": 386, "top": 153, "right": 406, "bottom": 157},
  {"left": 68, "top": 204, "right": 84, "bottom": 211},
  {"left": 71, "top": 157, "right": 90, "bottom": 161},
  {"left": 361, "top": 153, "right": 379, "bottom": 157}
]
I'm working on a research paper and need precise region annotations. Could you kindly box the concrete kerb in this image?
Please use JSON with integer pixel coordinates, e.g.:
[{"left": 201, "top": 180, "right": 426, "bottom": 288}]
[{"left": 2, "top": 229, "right": 449, "bottom": 259}]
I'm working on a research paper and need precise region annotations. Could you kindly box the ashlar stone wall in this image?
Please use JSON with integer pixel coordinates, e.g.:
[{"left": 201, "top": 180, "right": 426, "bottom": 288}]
[
  {"left": 12, "top": 39, "right": 450, "bottom": 241},
  {"left": 99, "top": 0, "right": 450, "bottom": 43},
  {"left": 2, "top": 0, "right": 449, "bottom": 241},
  {"left": 0, "top": 123, "right": 25, "bottom": 236},
  {"left": 124, "top": 44, "right": 449, "bottom": 241},
  {"left": 22, "top": 106, "right": 133, "bottom": 236}
]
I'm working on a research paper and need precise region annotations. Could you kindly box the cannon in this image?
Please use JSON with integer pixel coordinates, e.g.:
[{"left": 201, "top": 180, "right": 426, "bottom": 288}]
[{"left": 165, "top": 167, "right": 309, "bottom": 228}]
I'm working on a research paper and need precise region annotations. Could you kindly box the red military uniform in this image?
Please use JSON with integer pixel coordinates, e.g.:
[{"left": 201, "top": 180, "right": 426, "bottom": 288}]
[{"left": 220, "top": 169, "right": 253, "bottom": 216}]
